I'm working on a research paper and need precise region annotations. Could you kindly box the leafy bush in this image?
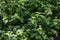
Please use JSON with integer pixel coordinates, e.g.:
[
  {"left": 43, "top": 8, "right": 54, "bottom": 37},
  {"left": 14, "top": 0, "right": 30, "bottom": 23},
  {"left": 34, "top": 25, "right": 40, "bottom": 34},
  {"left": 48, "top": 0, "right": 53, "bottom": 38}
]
[{"left": 0, "top": 0, "right": 60, "bottom": 40}]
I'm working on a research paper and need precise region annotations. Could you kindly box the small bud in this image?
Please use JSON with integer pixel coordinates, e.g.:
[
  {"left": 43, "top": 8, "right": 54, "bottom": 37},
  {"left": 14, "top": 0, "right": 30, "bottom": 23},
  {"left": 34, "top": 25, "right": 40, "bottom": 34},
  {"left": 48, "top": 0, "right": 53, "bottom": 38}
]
[
  {"left": 11, "top": 1, "right": 13, "bottom": 3},
  {"left": 2, "top": 1, "right": 5, "bottom": 4},
  {"left": 32, "top": 16, "right": 36, "bottom": 18},
  {"left": 45, "top": 10, "right": 48, "bottom": 13},
  {"left": 36, "top": 12, "right": 40, "bottom": 14},
  {"left": 14, "top": 14, "right": 18, "bottom": 16},
  {"left": 39, "top": 25, "right": 42, "bottom": 28},
  {"left": 26, "top": 29, "right": 30, "bottom": 32},
  {"left": 18, "top": 5, "right": 20, "bottom": 7},
  {"left": 55, "top": 16, "right": 58, "bottom": 19},
  {"left": 13, "top": 1, "right": 15, "bottom": 3}
]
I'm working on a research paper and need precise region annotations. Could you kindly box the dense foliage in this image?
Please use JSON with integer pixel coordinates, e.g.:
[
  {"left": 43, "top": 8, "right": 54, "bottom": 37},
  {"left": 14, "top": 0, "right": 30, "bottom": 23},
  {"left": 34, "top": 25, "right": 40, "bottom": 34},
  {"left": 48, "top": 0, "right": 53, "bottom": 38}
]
[{"left": 0, "top": 0, "right": 60, "bottom": 40}]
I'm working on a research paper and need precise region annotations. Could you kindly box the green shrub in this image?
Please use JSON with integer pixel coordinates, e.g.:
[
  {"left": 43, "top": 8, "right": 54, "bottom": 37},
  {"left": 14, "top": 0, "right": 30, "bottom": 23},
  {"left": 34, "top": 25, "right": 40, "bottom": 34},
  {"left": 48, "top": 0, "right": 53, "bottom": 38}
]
[{"left": 0, "top": 0, "right": 60, "bottom": 40}]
